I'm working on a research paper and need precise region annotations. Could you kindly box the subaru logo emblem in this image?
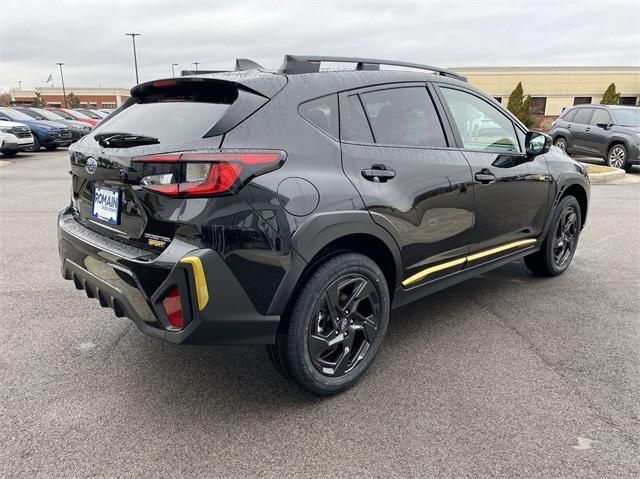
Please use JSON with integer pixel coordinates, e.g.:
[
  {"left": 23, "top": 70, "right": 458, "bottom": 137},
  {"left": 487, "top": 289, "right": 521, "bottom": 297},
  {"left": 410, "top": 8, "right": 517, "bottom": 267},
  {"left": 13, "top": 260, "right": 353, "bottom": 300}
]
[{"left": 85, "top": 157, "right": 98, "bottom": 175}]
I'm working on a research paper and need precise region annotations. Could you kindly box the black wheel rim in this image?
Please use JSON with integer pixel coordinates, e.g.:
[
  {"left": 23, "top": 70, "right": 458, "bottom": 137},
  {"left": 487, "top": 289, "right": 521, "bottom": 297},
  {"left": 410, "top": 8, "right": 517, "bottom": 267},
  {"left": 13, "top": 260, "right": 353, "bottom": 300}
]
[
  {"left": 307, "top": 274, "right": 380, "bottom": 377},
  {"left": 553, "top": 206, "right": 578, "bottom": 267}
]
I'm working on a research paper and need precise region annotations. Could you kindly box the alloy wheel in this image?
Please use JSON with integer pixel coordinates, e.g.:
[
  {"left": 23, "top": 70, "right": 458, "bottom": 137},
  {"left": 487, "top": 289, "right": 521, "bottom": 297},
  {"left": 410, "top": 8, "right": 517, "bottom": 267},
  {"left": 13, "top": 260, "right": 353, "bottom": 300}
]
[
  {"left": 553, "top": 206, "right": 578, "bottom": 268},
  {"left": 608, "top": 146, "right": 625, "bottom": 169},
  {"left": 307, "top": 274, "right": 380, "bottom": 377},
  {"left": 554, "top": 138, "right": 566, "bottom": 151}
]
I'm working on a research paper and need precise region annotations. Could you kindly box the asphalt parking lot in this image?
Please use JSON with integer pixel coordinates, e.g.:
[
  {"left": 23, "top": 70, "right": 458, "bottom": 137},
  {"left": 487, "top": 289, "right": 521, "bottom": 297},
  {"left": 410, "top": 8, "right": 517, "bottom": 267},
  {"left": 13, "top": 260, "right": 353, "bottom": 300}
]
[{"left": 1, "top": 149, "right": 639, "bottom": 478}]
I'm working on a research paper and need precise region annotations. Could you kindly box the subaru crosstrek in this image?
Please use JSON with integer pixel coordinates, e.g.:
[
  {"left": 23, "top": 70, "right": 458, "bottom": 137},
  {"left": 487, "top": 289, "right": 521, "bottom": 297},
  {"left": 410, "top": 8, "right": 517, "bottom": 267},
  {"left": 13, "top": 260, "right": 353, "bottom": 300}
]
[{"left": 58, "top": 55, "right": 590, "bottom": 395}]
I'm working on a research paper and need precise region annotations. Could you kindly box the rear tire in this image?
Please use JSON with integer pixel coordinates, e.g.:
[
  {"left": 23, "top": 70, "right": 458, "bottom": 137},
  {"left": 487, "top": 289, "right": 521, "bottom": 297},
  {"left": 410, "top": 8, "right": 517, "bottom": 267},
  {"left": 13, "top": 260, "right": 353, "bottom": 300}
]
[
  {"left": 275, "top": 252, "right": 390, "bottom": 395},
  {"left": 45, "top": 145, "right": 58, "bottom": 151},
  {"left": 525, "top": 196, "right": 581, "bottom": 276}
]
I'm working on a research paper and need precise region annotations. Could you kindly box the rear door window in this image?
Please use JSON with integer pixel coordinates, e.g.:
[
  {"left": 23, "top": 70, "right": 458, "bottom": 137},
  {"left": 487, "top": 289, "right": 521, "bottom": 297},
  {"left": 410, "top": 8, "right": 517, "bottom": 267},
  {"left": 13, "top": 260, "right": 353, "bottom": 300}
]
[
  {"left": 342, "top": 95, "right": 374, "bottom": 143},
  {"left": 359, "top": 87, "right": 447, "bottom": 147},
  {"left": 562, "top": 109, "right": 577, "bottom": 122},
  {"left": 573, "top": 108, "right": 593, "bottom": 125},
  {"left": 299, "top": 94, "right": 339, "bottom": 138}
]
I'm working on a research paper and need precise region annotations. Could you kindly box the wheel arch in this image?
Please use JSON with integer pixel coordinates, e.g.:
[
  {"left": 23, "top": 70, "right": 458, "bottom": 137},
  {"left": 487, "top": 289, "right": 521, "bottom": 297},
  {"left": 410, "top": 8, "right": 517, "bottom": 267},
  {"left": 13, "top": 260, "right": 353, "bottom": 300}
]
[
  {"left": 559, "top": 182, "right": 588, "bottom": 228},
  {"left": 606, "top": 139, "right": 628, "bottom": 155},
  {"left": 266, "top": 211, "right": 402, "bottom": 316}
]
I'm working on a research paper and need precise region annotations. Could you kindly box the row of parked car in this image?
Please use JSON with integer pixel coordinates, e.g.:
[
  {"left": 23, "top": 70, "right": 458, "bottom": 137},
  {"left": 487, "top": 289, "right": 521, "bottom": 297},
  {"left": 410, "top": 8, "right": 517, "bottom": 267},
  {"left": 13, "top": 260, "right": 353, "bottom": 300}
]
[{"left": 0, "top": 106, "right": 113, "bottom": 157}]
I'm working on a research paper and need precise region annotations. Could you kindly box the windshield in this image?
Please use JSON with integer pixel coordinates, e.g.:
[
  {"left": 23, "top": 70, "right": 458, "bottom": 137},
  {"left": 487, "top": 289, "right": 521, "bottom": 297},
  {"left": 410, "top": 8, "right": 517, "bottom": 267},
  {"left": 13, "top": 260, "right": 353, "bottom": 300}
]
[
  {"left": 15, "top": 108, "right": 44, "bottom": 120},
  {"left": 613, "top": 108, "right": 640, "bottom": 127},
  {"left": 32, "top": 108, "right": 68, "bottom": 121},
  {"left": 69, "top": 110, "right": 92, "bottom": 119},
  {"left": 50, "top": 109, "right": 74, "bottom": 120},
  {"left": 0, "top": 107, "right": 34, "bottom": 121}
]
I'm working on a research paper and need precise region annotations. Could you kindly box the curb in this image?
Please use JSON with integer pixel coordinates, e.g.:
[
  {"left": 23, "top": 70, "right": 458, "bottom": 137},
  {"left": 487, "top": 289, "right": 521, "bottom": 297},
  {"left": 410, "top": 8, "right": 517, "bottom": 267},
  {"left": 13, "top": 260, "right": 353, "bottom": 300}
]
[{"left": 583, "top": 165, "right": 626, "bottom": 184}]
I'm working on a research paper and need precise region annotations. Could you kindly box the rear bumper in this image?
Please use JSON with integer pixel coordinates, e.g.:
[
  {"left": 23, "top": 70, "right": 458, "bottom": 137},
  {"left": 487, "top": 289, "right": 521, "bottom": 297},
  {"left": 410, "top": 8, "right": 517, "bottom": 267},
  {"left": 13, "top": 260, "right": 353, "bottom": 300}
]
[{"left": 58, "top": 207, "right": 280, "bottom": 344}]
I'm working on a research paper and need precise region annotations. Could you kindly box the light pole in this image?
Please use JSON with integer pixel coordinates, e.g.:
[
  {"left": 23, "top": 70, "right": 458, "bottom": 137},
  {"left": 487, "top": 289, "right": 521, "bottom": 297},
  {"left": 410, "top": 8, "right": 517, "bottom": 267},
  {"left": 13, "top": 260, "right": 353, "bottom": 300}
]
[
  {"left": 125, "top": 33, "right": 141, "bottom": 84},
  {"left": 56, "top": 63, "right": 67, "bottom": 108},
  {"left": 193, "top": 61, "right": 200, "bottom": 72},
  {"left": 172, "top": 63, "right": 178, "bottom": 77},
  {"left": 18, "top": 81, "right": 22, "bottom": 91}
]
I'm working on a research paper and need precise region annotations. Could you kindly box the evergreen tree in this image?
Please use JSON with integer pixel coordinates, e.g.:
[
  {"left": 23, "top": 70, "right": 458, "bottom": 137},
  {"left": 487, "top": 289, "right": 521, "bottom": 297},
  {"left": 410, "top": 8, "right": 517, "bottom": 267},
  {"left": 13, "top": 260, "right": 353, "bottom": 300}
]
[
  {"left": 507, "top": 82, "right": 525, "bottom": 120},
  {"left": 66, "top": 92, "right": 80, "bottom": 108},
  {"left": 31, "top": 92, "right": 44, "bottom": 108},
  {"left": 522, "top": 95, "right": 534, "bottom": 127},
  {"left": 600, "top": 83, "right": 619, "bottom": 105}
]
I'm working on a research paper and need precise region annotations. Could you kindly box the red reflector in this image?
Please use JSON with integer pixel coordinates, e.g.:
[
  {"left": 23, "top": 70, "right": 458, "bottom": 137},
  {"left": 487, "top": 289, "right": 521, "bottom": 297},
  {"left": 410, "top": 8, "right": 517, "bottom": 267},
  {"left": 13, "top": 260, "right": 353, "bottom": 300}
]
[
  {"left": 153, "top": 79, "right": 177, "bottom": 88},
  {"left": 161, "top": 287, "right": 184, "bottom": 329}
]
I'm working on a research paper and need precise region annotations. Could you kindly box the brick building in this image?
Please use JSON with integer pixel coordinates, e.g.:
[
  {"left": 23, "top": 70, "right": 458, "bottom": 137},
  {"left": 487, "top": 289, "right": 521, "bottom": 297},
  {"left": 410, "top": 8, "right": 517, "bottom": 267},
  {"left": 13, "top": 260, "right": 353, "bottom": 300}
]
[{"left": 10, "top": 87, "right": 131, "bottom": 108}]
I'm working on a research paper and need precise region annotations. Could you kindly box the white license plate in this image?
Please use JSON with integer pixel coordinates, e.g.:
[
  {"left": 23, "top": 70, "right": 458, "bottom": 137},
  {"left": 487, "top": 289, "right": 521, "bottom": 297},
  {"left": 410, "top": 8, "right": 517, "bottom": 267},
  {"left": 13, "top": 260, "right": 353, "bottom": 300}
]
[{"left": 92, "top": 185, "right": 121, "bottom": 225}]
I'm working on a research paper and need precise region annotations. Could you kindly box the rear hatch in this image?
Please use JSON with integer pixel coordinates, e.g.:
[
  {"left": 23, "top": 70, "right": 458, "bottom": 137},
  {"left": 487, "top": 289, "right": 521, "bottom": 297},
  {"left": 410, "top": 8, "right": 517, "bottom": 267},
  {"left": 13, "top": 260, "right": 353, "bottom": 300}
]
[{"left": 68, "top": 74, "right": 285, "bottom": 253}]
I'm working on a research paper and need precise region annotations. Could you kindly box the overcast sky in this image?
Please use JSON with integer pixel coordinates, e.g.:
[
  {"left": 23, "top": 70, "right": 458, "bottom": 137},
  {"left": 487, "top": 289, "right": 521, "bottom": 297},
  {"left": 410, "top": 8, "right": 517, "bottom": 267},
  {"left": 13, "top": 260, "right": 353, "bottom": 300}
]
[{"left": 1, "top": 0, "right": 638, "bottom": 92}]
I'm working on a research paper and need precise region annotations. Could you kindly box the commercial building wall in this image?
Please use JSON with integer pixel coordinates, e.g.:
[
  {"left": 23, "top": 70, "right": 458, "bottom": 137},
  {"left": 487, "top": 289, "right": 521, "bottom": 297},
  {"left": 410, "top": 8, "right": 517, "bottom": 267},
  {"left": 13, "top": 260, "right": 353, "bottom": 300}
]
[{"left": 10, "top": 87, "right": 130, "bottom": 108}]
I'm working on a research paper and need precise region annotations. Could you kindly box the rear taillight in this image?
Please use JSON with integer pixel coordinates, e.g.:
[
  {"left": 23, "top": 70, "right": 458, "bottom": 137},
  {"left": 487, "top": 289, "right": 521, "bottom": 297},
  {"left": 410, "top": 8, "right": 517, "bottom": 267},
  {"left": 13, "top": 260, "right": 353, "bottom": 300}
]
[
  {"left": 133, "top": 150, "right": 286, "bottom": 197},
  {"left": 161, "top": 287, "right": 183, "bottom": 329}
]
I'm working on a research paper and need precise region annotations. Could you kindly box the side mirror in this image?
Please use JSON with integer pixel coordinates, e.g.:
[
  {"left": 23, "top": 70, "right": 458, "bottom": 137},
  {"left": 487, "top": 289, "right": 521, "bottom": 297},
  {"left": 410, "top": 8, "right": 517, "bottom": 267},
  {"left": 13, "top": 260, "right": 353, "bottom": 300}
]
[
  {"left": 596, "top": 122, "right": 612, "bottom": 130},
  {"left": 525, "top": 131, "right": 551, "bottom": 157}
]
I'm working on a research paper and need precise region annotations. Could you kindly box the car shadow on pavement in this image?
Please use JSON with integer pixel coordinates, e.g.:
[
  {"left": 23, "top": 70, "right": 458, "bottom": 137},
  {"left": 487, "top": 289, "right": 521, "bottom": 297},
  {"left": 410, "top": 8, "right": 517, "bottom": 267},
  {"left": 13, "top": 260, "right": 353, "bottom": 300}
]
[{"left": 108, "top": 260, "right": 536, "bottom": 410}]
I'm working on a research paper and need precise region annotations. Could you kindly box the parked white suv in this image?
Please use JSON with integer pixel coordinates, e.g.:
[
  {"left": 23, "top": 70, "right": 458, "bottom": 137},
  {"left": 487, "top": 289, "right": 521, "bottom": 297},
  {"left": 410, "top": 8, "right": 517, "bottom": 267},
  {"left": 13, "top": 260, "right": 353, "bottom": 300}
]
[{"left": 0, "top": 120, "right": 34, "bottom": 157}]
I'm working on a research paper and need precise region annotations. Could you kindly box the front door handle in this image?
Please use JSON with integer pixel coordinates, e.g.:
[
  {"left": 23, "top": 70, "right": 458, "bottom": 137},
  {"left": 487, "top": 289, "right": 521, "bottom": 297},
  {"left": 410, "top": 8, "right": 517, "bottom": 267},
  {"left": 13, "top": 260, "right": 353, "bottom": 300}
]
[
  {"left": 362, "top": 164, "right": 396, "bottom": 182},
  {"left": 474, "top": 170, "right": 496, "bottom": 184},
  {"left": 585, "top": 127, "right": 591, "bottom": 131},
  {"left": 567, "top": 124, "right": 572, "bottom": 129}
]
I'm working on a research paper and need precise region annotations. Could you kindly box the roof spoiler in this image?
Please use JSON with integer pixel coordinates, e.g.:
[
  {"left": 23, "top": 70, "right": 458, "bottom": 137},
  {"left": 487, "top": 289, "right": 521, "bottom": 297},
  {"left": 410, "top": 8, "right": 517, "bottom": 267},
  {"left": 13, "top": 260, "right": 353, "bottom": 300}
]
[{"left": 278, "top": 55, "right": 467, "bottom": 82}]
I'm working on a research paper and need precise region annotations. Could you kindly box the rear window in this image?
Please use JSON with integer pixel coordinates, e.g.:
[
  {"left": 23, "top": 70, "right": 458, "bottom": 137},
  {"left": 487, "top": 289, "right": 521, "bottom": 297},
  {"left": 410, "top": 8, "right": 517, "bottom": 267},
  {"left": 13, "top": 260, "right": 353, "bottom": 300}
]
[
  {"left": 562, "top": 109, "right": 577, "bottom": 122},
  {"left": 299, "top": 94, "right": 339, "bottom": 138},
  {"left": 92, "top": 102, "right": 231, "bottom": 144}
]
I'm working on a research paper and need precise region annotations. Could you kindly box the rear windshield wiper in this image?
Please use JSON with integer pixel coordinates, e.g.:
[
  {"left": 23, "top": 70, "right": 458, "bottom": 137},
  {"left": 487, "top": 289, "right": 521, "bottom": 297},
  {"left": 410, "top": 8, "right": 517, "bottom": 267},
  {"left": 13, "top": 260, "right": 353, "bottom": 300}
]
[{"left": 94, "top": 132, "right": 159, "bottom": 148}]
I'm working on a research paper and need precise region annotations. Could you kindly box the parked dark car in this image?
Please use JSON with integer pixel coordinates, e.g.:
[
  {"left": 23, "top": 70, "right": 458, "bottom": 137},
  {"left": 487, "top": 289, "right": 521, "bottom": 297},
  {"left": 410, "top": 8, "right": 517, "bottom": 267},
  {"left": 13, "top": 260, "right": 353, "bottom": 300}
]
[
  {"left": 57, "top": 55, "right": 589, "bottom": 395},
  {"left": 0, "top": 107, "right": 72, "bottom": 151},
  {"left": 14, "top": 107, "right": 93, "bottom": 142},
  {"left": 550, "top": 104, "right": 640, "bottom": 170}
]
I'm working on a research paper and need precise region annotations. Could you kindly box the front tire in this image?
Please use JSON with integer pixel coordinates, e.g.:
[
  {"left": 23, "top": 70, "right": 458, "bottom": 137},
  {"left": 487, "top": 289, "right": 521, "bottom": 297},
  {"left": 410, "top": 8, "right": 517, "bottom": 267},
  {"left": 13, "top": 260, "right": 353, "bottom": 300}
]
[
  {"left": 606, "top": 144, "right": 630, "bottom": 171},
  {"left": 553, "top": 137, "right": 567, "bottom": 153},
  {"left": 525, "top": 196, "right": 581, "bottom": 276},
  {"left": 45, "top": 145, "right": 58, "bottom": 151},
  {"left": 1, "top": 150, "right": 18, "bottom": 158},
  {"left": 275, "top": 252, "right": 390, "bottom": 395},
  {"left": 27, "top": 136, "right": 40, "bottom": 152}
]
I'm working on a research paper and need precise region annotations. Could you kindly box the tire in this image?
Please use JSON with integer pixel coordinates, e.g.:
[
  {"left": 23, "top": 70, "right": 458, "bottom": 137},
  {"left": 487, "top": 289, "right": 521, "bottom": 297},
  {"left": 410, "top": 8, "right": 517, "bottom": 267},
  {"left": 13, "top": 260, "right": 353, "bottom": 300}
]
[
  {"left": 45, "top": 145, "right": 58, "bottom": 151},
  {"left": 606, "top": 143, "right": 630, "bottom": 171},
  {"left": 525, "top": 196, "right": 581, "bottom": 276},
  {"left": 27, "top": 136, "right": 40, "bottom": 152},
  {"left": 275, "top": 252, "right": 390, "bottom": 395},
  {"left": 1, "top": 150, "right": 18, "bottom": 158},
  {"left": 553, "top": 137, "right": 567, "bottom": 153}
]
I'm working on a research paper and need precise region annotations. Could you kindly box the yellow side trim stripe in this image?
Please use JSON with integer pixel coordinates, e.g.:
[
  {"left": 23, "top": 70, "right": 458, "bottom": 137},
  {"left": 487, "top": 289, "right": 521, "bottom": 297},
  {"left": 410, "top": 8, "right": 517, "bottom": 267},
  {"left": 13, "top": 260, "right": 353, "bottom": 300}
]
[
  {"left": 402, "top": 238, "right": 537, "bottom": 287},
  {"left": 180, "top": 256, "right": 210, "bottom": 311},
  {"left": 465, "top": 238, "right": 536, "bottom": 262}
]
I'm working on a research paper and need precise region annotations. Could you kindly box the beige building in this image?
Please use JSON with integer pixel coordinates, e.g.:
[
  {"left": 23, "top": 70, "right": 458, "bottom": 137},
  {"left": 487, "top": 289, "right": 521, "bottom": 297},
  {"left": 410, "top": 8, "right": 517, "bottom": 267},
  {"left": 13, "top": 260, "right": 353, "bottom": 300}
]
[
  {"left": 10, "top": 87, "right": 131, "bottom": 108},
  {"left": 454, "top": 66, "right": 640, "bottom": 128}
]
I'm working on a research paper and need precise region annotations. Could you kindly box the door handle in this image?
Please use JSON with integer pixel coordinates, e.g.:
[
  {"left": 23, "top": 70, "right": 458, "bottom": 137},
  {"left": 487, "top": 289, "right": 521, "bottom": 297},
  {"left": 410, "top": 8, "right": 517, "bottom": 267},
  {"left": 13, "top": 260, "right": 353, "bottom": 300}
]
[
  {"left": 567, "top": 124, "right": 572, "bottom": 129},
  {"left": 361, "top": 164, "right": 396, "bottom": 182},
  {"left": 585, "top": 127, "right": 591, "bottom": 131},
  {"left": 474, "top": 170, "right": 496, "bottom": 184}
]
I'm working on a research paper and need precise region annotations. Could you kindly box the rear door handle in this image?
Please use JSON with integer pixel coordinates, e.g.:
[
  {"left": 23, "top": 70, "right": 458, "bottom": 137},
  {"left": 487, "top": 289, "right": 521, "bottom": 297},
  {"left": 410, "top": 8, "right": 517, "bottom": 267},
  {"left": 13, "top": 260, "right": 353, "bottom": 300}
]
[
  {"left": 362, "top": 164, "right": 396, "bottom": 182},
  {"left": 585, "top": 127, "right": 591, "bottom": 131},
  {"left": 474, "top": 170, "right": 496, "bottom": 184},
  {"left": 567, "top": 124, "right": 572, "bottom": 129}
]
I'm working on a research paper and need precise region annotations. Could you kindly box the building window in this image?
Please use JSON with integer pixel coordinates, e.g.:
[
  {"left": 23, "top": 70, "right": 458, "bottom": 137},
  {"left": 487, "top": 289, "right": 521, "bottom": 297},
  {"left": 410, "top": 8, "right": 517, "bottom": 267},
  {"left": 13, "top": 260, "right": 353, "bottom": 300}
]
[
  {"left": 493, "top": 97, "right": 502, "bottom": 104},
  {"left": 102, "top": 103, "right": 116, "bottom": 108},
  {"left": 573, "top": 96, "right": 592, "bottom": 105},
  {"left": 619, "top": 96, "right": 638, "bottom": 106},
  {"left": 530, "top": 97, "right": 547, "bottom": 115}
]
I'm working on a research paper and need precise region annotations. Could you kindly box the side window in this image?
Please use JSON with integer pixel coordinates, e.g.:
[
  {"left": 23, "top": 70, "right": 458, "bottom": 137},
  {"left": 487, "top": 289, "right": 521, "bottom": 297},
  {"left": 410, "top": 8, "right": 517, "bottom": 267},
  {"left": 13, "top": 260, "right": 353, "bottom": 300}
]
[
  {"left": 299, "top": 94, "right": 339, "bottom": 138},
  {"left": 590, "top": 109, "right": 611, "bottom": 126},
  {"left": 342, "top": 95, "right": 374, "bottom": 143},
  {"left": 563, "top": 109, "right": 577, "bottom": 122},
  {"left": 573, "top": 108, "right": 593, "bottom": 125},
  {"left": 359, "top": 87, "right": 447, "bottom": 147},
  {"left": 440, "top": 87, "right": 520, "bottom": 153}
]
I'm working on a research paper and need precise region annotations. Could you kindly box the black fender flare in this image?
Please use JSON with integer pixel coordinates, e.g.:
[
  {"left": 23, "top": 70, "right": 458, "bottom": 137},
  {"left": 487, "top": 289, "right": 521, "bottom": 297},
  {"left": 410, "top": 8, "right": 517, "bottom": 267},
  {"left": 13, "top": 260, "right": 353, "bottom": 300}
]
[
  {"left": 540, "top": 173, "right": 590, "bottom": 238},
  {"left": 266, "top": 210, "right": 403, "bottom": 315}
]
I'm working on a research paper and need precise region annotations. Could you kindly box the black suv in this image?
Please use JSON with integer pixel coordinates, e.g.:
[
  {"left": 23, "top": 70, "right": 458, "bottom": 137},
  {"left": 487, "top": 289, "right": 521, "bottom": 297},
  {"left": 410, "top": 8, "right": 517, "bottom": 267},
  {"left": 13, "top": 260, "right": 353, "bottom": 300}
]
[
  {"left": 58, "top": 55, "right": 589, "bottom": 395},
  {"left": 550, "top": 104, "right": 640, "bottom": 171}
]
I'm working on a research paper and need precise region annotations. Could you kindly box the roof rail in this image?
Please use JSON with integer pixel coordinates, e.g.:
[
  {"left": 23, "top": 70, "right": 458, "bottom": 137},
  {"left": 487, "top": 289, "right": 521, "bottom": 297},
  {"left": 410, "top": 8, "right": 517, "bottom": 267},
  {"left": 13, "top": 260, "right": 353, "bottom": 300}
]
[
  {"left": 278, "top": 55, "right": 467, "bottom": 82},
  {"left": 234, "top": 58, "right": 265, "bottom": 71}
]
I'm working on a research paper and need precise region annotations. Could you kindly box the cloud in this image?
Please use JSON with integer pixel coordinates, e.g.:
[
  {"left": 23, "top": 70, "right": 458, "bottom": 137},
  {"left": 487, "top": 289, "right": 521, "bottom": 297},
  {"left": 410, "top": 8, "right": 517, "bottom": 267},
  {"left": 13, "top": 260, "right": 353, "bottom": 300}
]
[{"left": 1, "top": 0, "right": 638, "bottom": 91}]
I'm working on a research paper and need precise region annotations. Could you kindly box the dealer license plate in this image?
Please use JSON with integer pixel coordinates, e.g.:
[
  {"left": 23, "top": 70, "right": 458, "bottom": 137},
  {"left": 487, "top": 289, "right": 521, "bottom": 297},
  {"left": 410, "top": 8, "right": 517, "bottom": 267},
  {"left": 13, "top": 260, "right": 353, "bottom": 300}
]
[{"left": 92, "top": 184, "right": 121, "bottom": 225}]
